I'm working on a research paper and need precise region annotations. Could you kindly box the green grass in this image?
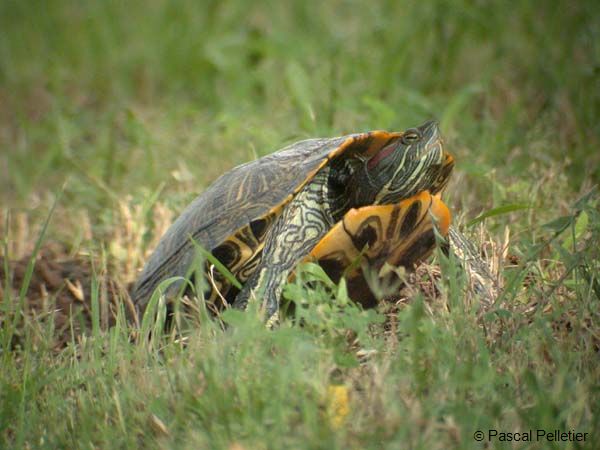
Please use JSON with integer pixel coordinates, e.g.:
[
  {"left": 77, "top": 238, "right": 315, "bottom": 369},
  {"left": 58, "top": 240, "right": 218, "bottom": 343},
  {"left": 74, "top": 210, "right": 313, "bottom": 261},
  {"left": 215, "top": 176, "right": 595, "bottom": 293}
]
[{"left": 1, "top": 0, "right": 599, "bottom": 448}]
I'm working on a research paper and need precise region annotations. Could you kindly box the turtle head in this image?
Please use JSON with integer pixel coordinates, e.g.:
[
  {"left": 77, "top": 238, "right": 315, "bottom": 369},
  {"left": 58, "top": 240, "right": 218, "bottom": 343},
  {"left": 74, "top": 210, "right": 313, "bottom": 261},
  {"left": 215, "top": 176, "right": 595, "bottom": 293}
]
[{"left": 350, "top": 120, "right": 454, "bottom": 206}]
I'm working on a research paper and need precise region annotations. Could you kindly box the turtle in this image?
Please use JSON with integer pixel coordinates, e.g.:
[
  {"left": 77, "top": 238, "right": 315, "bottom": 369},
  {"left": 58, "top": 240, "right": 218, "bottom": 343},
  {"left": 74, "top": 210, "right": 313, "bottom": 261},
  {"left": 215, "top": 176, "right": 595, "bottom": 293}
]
[{"left": 132, "top": 121, "right": 466, "bottom": 324}]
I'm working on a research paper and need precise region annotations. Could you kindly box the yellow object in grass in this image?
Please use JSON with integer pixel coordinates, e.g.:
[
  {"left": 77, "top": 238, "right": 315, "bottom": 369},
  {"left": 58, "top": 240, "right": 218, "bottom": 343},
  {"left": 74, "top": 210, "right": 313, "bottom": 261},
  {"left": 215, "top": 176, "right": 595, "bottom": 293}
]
[{"left": 327, "top": 384, "right": 350, "bottom": 428}]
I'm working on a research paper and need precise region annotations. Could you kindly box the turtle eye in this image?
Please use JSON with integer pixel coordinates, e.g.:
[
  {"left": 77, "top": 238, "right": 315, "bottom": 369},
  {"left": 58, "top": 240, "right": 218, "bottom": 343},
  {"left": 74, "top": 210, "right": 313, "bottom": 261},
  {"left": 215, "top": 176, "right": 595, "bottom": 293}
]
[{"left": 401, "top": 129, "right": 421, "bottom": 145}]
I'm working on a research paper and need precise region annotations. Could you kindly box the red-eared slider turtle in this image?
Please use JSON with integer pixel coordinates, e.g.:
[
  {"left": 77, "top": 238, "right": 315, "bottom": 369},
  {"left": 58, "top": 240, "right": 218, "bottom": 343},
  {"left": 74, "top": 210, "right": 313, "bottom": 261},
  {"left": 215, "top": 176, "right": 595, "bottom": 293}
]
[{"left": 132, "top": 121, "right": 456, "bottom": 322}]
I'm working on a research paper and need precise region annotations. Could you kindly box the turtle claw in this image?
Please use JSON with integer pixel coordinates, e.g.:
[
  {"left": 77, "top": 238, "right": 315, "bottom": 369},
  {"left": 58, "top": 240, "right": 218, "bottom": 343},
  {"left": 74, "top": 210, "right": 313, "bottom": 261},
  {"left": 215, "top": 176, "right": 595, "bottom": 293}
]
[{"left": 265, "top": 311, "right": 280, "bottom": 329}]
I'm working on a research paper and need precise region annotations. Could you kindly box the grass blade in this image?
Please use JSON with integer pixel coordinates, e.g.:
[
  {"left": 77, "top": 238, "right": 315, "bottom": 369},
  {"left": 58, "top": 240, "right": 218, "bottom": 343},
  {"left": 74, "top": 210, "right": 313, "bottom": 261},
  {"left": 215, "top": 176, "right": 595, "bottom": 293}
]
[
  {"left": 467, "top": 203, "right": 530, "bottom": 227},
  {"left": 189, "top": 236, "right": 241, "bottom": 289}
]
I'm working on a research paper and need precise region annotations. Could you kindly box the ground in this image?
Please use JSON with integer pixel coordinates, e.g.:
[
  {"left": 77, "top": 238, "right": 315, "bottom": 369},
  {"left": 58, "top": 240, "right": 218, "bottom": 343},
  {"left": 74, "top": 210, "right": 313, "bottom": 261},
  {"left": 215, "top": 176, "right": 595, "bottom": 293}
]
[{"left": 1, "top": 1, "right": 599, "bottom": 448}]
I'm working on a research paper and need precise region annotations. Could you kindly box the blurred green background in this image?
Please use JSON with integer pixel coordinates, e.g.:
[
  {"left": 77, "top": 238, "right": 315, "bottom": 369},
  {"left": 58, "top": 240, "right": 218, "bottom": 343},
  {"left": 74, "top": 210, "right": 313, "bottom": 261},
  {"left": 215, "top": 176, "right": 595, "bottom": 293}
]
[
  {"left": 1, "top": 2, "right": 599, "bottom": 449},
  {"left": 1, "top": 0, "right": 598, "bottom": 216}
]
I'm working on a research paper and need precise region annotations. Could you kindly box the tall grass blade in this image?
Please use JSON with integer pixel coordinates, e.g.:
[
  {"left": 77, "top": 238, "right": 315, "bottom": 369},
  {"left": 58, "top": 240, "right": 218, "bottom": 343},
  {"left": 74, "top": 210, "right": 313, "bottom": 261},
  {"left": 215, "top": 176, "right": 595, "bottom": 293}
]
[{"left": 467, "top": 203, "right": 530, "bottom": 227}]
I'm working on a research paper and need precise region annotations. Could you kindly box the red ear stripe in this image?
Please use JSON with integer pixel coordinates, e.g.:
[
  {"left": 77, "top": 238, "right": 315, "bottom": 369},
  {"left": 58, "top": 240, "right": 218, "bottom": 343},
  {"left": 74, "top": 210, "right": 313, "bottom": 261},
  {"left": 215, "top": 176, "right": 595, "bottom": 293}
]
[{"left": 367, "top": 142, "right": 397, "bottom": 170}]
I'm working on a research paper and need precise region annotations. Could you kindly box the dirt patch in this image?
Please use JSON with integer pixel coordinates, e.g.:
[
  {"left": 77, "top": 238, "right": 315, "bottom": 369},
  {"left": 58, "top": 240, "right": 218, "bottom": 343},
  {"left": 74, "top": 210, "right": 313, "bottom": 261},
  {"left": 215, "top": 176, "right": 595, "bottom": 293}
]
[{"left": 1, "top": 243, "right": 135, "bottom": 349}]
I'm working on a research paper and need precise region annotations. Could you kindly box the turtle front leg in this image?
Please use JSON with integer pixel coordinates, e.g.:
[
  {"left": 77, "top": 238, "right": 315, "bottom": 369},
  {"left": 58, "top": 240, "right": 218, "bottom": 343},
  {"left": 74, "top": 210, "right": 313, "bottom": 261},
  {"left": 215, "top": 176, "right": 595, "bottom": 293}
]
[{"left": 233, "top": 171, "right": 334, "bottom": 323}]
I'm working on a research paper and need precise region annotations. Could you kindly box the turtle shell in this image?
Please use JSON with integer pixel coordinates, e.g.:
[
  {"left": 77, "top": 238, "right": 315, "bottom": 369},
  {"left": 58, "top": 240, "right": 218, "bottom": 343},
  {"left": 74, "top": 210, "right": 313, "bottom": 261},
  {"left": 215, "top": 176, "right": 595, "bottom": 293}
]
[{"left": 132, "top": 131, "right": 410, "bottom": 312}]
